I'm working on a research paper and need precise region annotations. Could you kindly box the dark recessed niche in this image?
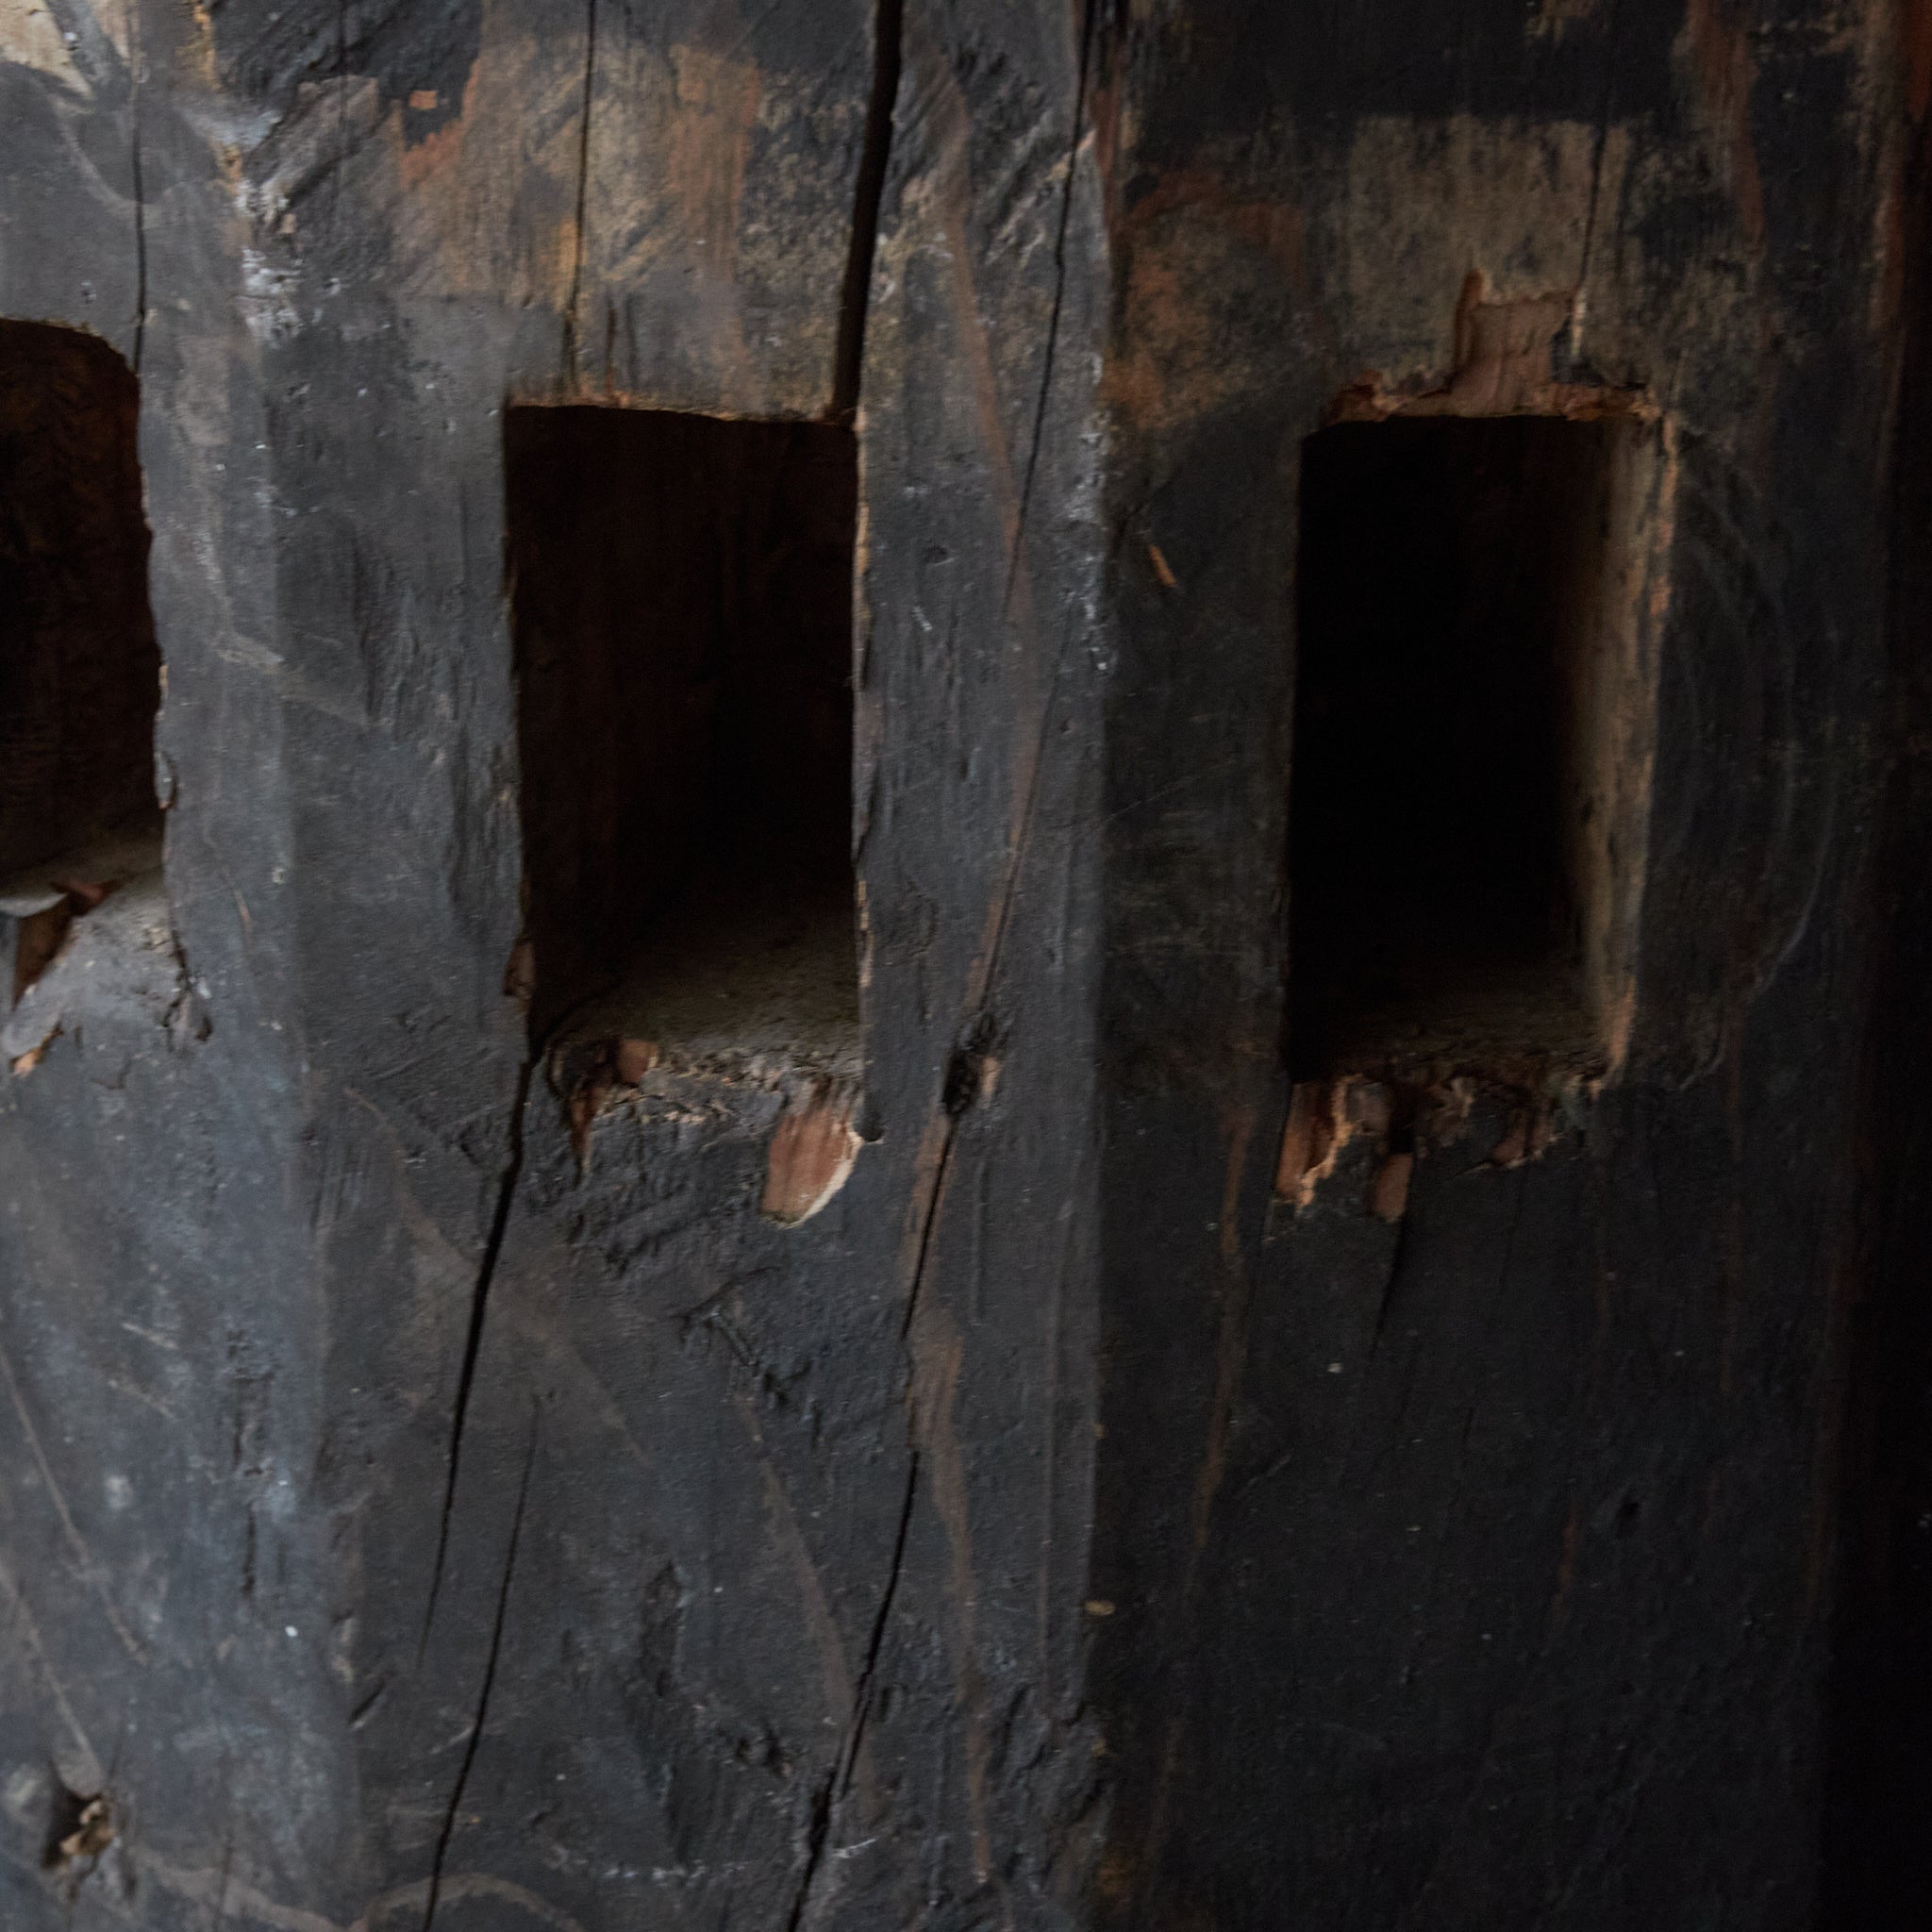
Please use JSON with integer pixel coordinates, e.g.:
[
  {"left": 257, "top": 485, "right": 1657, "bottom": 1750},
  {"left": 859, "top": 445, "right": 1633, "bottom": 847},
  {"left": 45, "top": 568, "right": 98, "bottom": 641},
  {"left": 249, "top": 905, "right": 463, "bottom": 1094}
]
[
  {"left": 1287, "top": 413, "right": 1657, "bottom": 1080},
  {"left": 506, "top": 406, "right": 858, "bottom": 1071},
  {"left": 0, "top": 322, "right": 161, "bottom": 884}
]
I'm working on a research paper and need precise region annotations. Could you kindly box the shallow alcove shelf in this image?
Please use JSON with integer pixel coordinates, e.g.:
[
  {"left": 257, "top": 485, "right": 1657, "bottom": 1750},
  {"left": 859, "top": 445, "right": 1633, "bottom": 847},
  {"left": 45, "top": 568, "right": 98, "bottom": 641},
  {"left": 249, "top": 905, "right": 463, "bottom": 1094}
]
[
  {"left": 0, "top": 322, "right": 161, "bottom": 879},
  {"left": 0, "top": 319, "right": 164, "bottom": 1020},
  {"left": 558, "top": 885, "right": 861, "bottom": 1087},
  {"left": 505, "top": 403, "right": 860, "bottom": 1084},
  {"left": 1286, "top": 411, "right": 1661, "bottom": 1084},
  {"left": 1, "top": 825, "right": 167, "bottom": 1008}
]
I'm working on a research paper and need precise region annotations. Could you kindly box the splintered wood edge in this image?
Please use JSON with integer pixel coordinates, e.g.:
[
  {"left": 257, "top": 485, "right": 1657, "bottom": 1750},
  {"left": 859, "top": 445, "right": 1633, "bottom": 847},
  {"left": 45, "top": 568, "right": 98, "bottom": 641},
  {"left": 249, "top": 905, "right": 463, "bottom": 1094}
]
[
  {"left": 1274, "top": 1072, "right": 1590, "bottom": 1219},
  {"left": 761, "top": 1085, "right": 863, "bottom": 1226}
]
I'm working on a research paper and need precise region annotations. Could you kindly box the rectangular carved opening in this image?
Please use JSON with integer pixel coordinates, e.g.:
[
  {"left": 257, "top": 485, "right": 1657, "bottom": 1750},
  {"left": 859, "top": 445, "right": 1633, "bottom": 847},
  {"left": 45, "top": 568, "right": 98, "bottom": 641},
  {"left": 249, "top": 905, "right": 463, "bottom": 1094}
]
[
  {"left": 506, "top": 406, "right": 858, "bottom": 1073},
  {"left": 0, "top": 322, "right": 163, "bottom": 1003},
  {"left": 1287, "top": 414, "right": 1658, "bottom": 1080}
]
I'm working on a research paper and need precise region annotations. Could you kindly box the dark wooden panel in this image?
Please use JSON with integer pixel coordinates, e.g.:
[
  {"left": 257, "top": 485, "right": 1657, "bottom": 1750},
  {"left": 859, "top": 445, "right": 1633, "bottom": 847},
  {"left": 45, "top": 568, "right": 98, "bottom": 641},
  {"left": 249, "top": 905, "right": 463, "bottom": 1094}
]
[
  {"left": 1088, "top": 4, "right": 1905, "bottom": 1927},
  {"left": 0, "top": 2, "right": 1921, "bottom": 1927}
]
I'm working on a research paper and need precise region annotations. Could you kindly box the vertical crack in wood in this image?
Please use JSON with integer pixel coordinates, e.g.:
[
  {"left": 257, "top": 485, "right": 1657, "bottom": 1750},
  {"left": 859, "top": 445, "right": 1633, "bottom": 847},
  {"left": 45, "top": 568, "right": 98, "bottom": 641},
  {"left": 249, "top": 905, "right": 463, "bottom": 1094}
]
[
  {"left": 331, "top": 0, "right": 350, "bottom": 235},
  {"left": 898, "top": 1124, "right": 961, "bottom": 1348},
  {"left": 1574, "top": 0, "right": 1626, "bottom": 325},
  {"left": 835, "top": 1442, "right": 920, "bottom": 1792},
  {"left": 420, "top": 1410, "right": 539, "bottom": 1932},
  {"left": 789, "top": 24, "right": 1108, "bottom": 1901},
  {"left": 786, "top": 1767, "right": 838, "bottom": 1932},
  {"left": 214, "top": 1819, "right": 235, "bottom": 1921},
  {"left": 830, "top": 0, "right": 905, "bottom": 422},
  {"left": 420, "top": 974, "right": 613, "bottom": 1655},
  {"left": 561, "top": 0, "right": 600, "bottom": 388},
  {"left": 999, "top": 0, "right": 1098, "bottom": 622},
  {"left": 128, "top": 16, "right": 146, "bottom": 376},
  {"left": 785, "top": 1444, "right": 921, "bottom": 1930},
  {"left": 958, "top": 0, "right": 1106, "bottom": 1049},
  {"left": 1368, "top": 1200, "right": 1415, "bottom": 1357},
  {"left": 417, "top": 1052, "right": 537, "bottom": 1657}
]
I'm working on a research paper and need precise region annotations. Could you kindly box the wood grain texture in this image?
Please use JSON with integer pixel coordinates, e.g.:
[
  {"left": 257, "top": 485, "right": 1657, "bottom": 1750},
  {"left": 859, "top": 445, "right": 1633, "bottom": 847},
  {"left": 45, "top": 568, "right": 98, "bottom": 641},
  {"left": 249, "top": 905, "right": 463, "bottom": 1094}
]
[{"left": 0, "top": 1, "right": 1923, "bottom": 1927}]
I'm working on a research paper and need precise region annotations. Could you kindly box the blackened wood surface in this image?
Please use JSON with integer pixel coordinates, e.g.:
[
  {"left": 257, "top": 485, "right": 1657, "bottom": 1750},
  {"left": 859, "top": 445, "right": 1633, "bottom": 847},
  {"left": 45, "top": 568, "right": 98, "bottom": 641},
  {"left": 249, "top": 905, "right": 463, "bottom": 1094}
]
[
  {"left": 1090, "top": 6, "right": 1911, "bottom": 1928},
  {"left": 0, "top": 4, "right": 1923, "bottom": 1930},
  {"left": 1821, "top": 14, "right": 1932, "bottom": 1926}
]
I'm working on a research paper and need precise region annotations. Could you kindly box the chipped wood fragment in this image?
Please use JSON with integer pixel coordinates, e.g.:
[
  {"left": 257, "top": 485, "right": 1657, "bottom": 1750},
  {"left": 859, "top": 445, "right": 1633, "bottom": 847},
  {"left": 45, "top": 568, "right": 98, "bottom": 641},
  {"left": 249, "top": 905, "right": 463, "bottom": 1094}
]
[
  {"left": 9, "top": 1034, "right": 53, "bottom": 1078},
  {"left": 1274, "top": 1081, "right": 1327, "bottom": 1205},
  {"left": 614, "top": 1038, "right": 660, "bottom": 1085},
  {"left": 12, "top": 902, "right": 74, "bottom": 1005},
  {"left": 1371, "top": 1150, "right": 1414, "bottom": 1222},
  {"left": 55, "top": 1793, "right": 113, "bottom": 1865},
  {"left": 502, "top": 938, "right": 536, "bottom": 1009},
  {"left": 566, "top": 1052, "right": 616, "bottom": 1168},
  {"left": 1275, "top": 1077, "right": 1388, "bottom": 1209},
  {"left": 761, "top": 1084, "right": 861, "bottom": 1225},
  {"left": 1280, "top": 1072, "right": 1574, "bottom": 1215},
  {"left": 1329, "top": 275, "right": 1654, "bottom": 426}
]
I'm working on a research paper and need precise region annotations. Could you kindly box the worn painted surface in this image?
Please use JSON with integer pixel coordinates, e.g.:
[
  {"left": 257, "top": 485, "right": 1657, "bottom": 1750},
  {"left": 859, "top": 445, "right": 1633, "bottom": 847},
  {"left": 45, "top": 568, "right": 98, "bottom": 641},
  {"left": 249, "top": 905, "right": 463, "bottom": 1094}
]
[{"left": 0, "top": 2, "right": 1923, "bottom": 1928}]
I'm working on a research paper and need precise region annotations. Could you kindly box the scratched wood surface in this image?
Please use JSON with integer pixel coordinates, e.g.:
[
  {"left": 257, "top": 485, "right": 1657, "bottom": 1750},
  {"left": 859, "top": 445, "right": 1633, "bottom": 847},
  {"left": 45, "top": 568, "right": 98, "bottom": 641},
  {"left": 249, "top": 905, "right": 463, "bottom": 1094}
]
[{"left": 0, "top": 1, "right": 1925, "bottom": 1928}]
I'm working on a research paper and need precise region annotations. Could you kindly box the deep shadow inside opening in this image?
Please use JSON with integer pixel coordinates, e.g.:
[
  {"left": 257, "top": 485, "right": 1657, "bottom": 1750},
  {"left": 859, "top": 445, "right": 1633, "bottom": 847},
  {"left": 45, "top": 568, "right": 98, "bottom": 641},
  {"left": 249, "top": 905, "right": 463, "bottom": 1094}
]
[
  {"left": 1288, "top": 415, "right": 1621, "bottom": 1077},
  {"left": 0, "top": 321, "right": 161, "bottom": 885},
  {"left": 506, "top": 406, "right": 858, "bottom": 1067}
]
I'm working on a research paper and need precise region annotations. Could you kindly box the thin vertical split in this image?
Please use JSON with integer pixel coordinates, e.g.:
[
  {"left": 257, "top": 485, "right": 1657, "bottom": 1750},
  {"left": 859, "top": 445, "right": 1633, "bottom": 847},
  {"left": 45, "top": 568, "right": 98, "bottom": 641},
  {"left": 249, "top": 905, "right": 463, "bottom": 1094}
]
[
  {"left": 830, "top": 0, "right": 905, "bottom": 422},
  {"left": 561, "top": 0, "right": 600, "bottom": 388},
  {"left": 420, "top": 1410, "right": 539, "bottom": 1932},
  {"left": 1573, "top": 0, "right": 1626, "bottom": 340},
  {"left": 416, "top": 1051, "right": 536, "bottom": 1657},
  {"left": 1000, "top": 0, "right": 1098, "bottom": 621},
  {"left": 127, "top": 8, "right": 147, "bottom": 375}
]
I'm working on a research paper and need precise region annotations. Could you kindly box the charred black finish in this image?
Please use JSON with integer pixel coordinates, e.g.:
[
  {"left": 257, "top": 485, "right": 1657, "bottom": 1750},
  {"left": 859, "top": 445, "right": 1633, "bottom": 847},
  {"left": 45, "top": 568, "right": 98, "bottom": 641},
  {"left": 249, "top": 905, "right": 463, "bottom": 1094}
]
[{"left": 0, "top": 4, "right": 1924, "bottom": 1929}]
